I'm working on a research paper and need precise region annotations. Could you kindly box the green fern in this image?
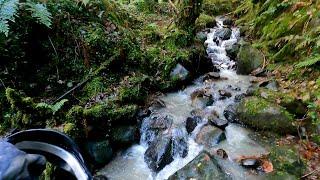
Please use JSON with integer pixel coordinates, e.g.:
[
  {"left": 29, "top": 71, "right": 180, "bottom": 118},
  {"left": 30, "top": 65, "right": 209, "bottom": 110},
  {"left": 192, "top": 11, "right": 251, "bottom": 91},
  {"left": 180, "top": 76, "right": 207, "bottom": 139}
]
[
  {"left": 0, "top": 0, "right": 51, "bottom": 36},
  {"left": 25, "top": 1, "right": 52, "bottom": 28},
  {"left": 296, "top": 55, "right": 320, "bottom": 68},
  {"left": 36, "top": 99, "right": 68, "bottom": 115},
  {"left": 0, "top": 0, "right": 19, "bottom": 36}
]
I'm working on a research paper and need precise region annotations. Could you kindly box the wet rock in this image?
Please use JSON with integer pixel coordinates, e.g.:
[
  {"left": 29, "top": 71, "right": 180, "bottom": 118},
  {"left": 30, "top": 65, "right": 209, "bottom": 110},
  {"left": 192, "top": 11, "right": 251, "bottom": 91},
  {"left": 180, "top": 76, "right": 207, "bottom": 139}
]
[
  {"left": 216, "top": 149, "right": 228, "bottom": 159},
  {"left": 186, "top": 116, "right": 202, "bottom": 134},
  {"left": 220, "top": 16, "right": 233, "bottom": 27},
  {"left": 170, "top": 63, "right": 190, "bottom": 81},
  {"left": 144, "top": 136, "right": 174, "bottom": 172},
  {"left": 223, "top": 104, "right": 239, "bottom": 123},
  {"left": 196, "top": 31, "right": 207, "bottom": 43},
  {"left": 236, "top": 43, "right": 263, "bottom": 75},
  {"left": 172, "top": 128, "right": 188, "bottom": 158},
  {"left": 218, "top": 89, "right": 232, "bottom": 99},
  {"left": 85, "top": 140, "right": 113, "bottom": 165},
  {"left": 190, "top": 108, "right": 204, "bottom": 117},
  {"left": 259, "top": 79, "right": 279, "bottom": 91},
  {"left": 196, "top": 125, "right": 226, "bottom": 147},
  {"left": 209, "top": 117, "right": 229, "bottom": 130},
  {"left": 149, "top": 114, "right": 173, "bottom": 130},
  {"left": 203, "top": 72, "right": 220, "bottom": 81},
  {"left": 137, "top": 109, "right": 151, "bottom": 120},
  {"left": 191, "top": 89, "right": 213, "bottom": 108},
  {"left": 234, "top": 94, "right": 245, "bottom": 102},
  {"left": 240, "top": 158, "right": 260, "bottom": 168},
  {"left": 168, "top": 152, "right": 224, "bottom": 180},
  {"left": 236, "top": 97, "right": 296, "bottom": 134},
  {"left": 141, "top": 114, "right": 173, "bottom": 144},
  {"left": 226, "top": 43, "right": 240, "bottom": 60},
  {"left": 214, "top": 28, "right": 232, "bottom": 40},
  {"left": 111, "top": 126, "right": 138, "bottom": 147}
]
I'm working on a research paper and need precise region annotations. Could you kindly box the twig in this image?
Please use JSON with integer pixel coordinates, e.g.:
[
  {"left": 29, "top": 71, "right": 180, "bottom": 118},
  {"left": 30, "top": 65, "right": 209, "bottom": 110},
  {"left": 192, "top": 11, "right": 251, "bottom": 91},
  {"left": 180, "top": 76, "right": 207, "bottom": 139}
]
[
  {"left": 48, "top": 36, "right": 60, "bottom": 81},
  {"left": 52, "top": 77, "right": 90, "bottom": 104},
  {"left": 168, "top": 0, "right": 178, "bottom": 15},
  {"left": 0, "top": 78, "right": 6, "bottom": 89},
  {"left": 301, "top": 167, "right": 320, "bottom": 179}
]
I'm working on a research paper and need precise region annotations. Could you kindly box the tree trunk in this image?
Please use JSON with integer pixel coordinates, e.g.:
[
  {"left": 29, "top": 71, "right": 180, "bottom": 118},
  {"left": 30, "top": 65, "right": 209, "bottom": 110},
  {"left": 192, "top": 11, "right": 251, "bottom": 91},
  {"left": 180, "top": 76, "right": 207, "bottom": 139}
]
[{"left": 177, "top": 0, "right": 203, "bottom": 33}]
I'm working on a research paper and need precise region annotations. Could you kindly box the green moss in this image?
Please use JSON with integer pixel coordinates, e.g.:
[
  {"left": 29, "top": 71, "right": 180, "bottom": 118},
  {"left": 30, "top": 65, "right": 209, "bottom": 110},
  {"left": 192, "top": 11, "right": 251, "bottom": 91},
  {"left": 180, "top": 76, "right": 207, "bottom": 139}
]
[
  {"left": 83, "top": 77, "right": 107, "bottom": 99},
  {"left": 63, "top": 122, "right": 82, "bottom": 139},
  {"left": 266, "top": 145, "right": 305, "bottom": 179},
  {"left": 83, "top": 102, "right": 137, "bottom": 123},
  {"left": 195, "top": 13, "right": 215, "bottom": 31},
  {"left": 203, "top": 0, "right": 237, "bottom": 16},
  {"left": 66, "top": 106, "right": 84, "bottom": 124},
  {"left": 243, "top": 97, "right": 269, "bottom": 116}
]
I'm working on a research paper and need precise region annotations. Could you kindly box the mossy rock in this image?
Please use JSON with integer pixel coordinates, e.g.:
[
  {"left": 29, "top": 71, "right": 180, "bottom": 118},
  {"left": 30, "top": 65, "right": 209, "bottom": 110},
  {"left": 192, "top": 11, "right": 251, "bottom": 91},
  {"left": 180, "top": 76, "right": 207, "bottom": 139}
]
[
  {"left": 85, "top": 140, "right": 113, "bottom": 165},
  {"left": 111, "top": 126, "right": 139, "bottom": 148},
  {"left": 168, "top": 151, "right": 225, "bottom": 179},
  {"left": 236, "top": 42, "right": 263, "bottom": 75},
  {"left": 83, "top": 102, "right": 138, "bottom": 125},
  {"left": 195, "top": 13, "right": 216, "bottom": 31},
  {"left": 254, "top": 88, "right": 307, "bottom": 118},
  {"left": 237, "top": 97, "right": 296, "bottom": 134},
  {"left": 265, "top": 145, "right": 305, "bottom": 179},
  {"left": 63, "top": 122, "right": 83, "bottom": 140}
]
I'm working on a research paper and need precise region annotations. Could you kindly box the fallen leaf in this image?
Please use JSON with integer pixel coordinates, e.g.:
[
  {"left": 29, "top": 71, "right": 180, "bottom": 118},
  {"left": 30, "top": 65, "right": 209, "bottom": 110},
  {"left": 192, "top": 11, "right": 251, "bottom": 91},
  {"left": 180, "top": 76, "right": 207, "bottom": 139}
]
[{"left": 261, "top": 160, "right": 273, "bottom": 173}]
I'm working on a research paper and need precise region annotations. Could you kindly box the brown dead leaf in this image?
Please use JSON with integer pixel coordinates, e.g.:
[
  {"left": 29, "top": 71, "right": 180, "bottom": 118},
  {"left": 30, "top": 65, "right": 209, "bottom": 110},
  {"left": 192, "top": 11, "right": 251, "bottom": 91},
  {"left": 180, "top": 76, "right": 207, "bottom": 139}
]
[{"left": 261, "top": 160, "right": 273, "bottom": 173}]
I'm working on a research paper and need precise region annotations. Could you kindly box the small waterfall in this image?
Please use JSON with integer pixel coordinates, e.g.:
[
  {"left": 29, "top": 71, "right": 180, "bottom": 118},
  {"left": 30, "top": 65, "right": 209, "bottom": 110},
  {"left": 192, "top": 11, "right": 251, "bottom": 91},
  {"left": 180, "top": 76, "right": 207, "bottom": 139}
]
[{"left": 97, "top": 17, "right": 267, "bottom": 180}]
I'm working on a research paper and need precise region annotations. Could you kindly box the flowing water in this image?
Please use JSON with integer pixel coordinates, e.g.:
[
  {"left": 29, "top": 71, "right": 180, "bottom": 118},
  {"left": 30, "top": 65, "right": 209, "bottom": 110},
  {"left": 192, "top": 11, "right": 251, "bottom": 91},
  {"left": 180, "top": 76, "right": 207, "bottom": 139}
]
[{"left": 98, "top": 17, "right": 268, "bottom": 180}]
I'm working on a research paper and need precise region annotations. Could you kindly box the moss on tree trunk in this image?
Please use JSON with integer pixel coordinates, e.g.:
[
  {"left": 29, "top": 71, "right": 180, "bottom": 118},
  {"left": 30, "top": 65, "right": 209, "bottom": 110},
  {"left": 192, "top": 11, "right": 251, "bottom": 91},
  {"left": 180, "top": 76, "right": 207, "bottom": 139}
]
[{"left": 177, "top": 0, "right": 203, "bottom": 33}]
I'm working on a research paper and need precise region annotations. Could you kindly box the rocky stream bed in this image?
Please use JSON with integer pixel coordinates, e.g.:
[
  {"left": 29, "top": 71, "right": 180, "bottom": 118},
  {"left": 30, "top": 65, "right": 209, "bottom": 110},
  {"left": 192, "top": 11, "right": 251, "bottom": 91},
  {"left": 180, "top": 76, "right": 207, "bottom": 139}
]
[{"left": 95, "top": 16, "right": 305, "bottom": 180}]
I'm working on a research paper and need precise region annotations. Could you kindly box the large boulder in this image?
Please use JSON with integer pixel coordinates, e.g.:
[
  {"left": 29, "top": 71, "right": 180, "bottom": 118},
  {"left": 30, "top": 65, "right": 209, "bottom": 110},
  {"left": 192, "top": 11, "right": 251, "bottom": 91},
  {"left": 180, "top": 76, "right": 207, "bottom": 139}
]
[
  {"left": 144, "top": 136, "right": 173, "bottom": 172},
  {"left": 85, "top": 140, "right": 113, "bottom": 165},
  {"left": 226, "top": 43, "right": 240, "bottom": 60},
  {"left": 144, "top": 128, "right": 189, "bottom": 172},
  {"left": 214, "top": 28, "right": 232, "bottom": 40},
  {"left": 236, "top": 43, "right": 263, "bottom": 75},
  {"left": 111, "top": 126, "right": 139, "bottom": 147},
  {"left": 236, "top": 97, "right": 296, "bottom": 134},
  {"left": 196, "top": 125, "right": 226, "bottom": 148},
  {"left": 140, "top": 113, "right": 173, "bottom": 144},
  {"left": 168, "top": 152, "right": 225, "bottom": 180}
]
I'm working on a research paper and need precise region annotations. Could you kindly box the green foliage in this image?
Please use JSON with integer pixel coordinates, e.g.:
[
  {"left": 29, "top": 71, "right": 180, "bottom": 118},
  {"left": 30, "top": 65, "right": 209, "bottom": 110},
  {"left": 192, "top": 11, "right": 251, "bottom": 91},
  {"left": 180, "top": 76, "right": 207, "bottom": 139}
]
[
  {"left": 36, "top": 99, "right": 68, "bottom": 115},
  {"left": 0, "top": 0, "right": 19, "bottom": 36},
  {"left": 0, "top": 0, "right": 52, "bottom": 36},
  {"left": 296, "top": 55, "right": 320, "bottom": 68},
  {"left": 25, "top": 2, "right": 52, "bottom": 28}
]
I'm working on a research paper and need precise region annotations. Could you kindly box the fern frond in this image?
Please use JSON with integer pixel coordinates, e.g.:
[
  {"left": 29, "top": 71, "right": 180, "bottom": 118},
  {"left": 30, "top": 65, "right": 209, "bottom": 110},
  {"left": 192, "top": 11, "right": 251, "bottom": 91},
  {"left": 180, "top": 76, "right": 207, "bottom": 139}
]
[
  {"left": 0, "top": 0, "right": 19, "bottom": 36},
  {"left": 296, "top": 55, "right": 320, "bottom": 68},
  {"left": 25, "top": 1, "right": 51, "bottom": 28},
  {"left": 36, "top": 99, "right": 68, "bottom": 114}
]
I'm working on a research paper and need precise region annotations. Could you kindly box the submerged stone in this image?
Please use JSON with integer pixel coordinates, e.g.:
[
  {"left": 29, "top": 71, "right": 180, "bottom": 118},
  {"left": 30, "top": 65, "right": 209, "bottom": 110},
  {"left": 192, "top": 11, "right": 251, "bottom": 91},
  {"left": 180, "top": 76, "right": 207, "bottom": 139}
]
[{"left": 196, "top": 125, "right": 226, "bottom": 147}]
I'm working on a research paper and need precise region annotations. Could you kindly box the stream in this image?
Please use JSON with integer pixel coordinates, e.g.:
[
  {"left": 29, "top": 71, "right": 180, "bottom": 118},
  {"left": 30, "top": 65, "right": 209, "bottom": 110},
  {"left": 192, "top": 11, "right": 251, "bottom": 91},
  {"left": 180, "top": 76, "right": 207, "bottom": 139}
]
[{"left": 97, "top": 17, "right": 269, "bottom": 180}]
